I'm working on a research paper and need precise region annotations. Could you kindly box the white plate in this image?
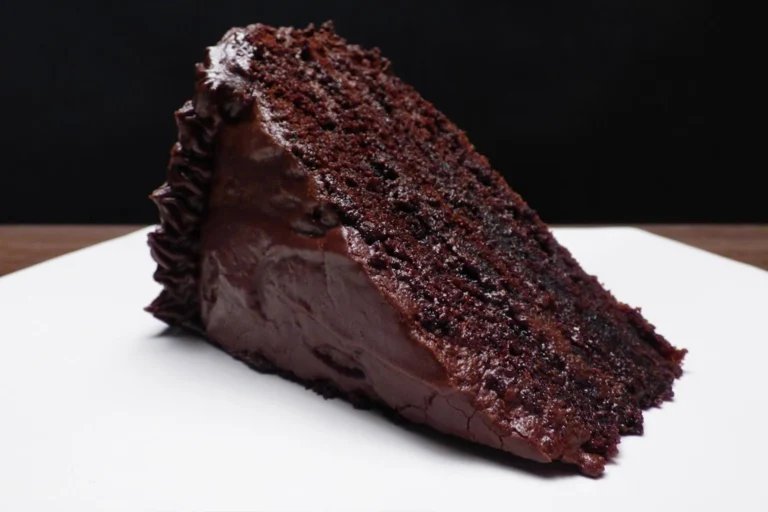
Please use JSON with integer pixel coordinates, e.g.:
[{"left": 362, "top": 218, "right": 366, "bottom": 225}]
[{"left": 1, "top": 227, "right": 766, "bottom": 511}]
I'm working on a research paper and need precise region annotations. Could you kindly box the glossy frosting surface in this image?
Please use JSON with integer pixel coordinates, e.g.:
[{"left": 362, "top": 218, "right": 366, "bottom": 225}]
[{"left": 199, "top": 102, "right": 549, "bottom": 463}]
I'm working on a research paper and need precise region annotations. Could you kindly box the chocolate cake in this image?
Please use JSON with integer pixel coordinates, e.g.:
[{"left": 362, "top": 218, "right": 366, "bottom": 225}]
[{"left": 146, "top": 21, "right": 686, "bottom": 476}]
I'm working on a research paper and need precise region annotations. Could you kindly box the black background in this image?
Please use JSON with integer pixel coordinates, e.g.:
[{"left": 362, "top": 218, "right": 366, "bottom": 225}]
[{"left": 1, "top": 0, "right": 743, "bottom": 225}]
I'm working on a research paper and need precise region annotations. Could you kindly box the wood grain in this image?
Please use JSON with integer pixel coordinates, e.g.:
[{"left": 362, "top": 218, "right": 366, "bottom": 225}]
[
  {"left": 639, "top": 225, "right": 768, "bottom": 271},
  {"left": 0, "top": 225, "right": 142, "bottom": 277},
  {"left": 0, "top": 224, "right": 766, "bottom": 277}
]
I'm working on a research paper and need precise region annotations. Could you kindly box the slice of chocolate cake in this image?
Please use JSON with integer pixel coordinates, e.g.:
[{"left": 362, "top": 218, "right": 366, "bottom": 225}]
[{"left": 146, "top": 21, "right": 686, "bottom": 476}]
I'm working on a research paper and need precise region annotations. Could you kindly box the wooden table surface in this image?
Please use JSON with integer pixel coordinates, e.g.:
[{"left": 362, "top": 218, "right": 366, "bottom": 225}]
[{"left": 0, "top": 225, "right": 766, "bottom": 277}]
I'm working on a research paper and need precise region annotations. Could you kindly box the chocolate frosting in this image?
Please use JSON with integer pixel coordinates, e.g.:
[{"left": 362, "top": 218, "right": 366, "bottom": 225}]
[
  {"left": 147, "top": 24, "right": 549, "bottom": 466},
  {"left": 146, "top": 28, "right": 256, "bottom": 332},
  {"left": 199, "top": 97, "right": 549, "bottom": 465}
]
